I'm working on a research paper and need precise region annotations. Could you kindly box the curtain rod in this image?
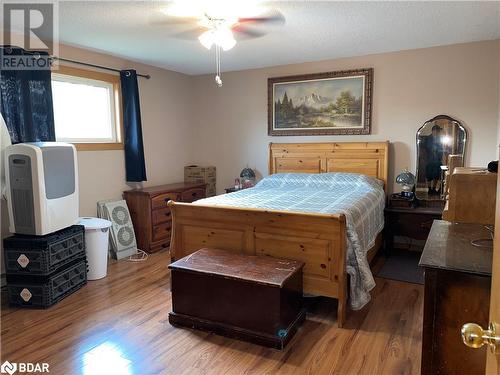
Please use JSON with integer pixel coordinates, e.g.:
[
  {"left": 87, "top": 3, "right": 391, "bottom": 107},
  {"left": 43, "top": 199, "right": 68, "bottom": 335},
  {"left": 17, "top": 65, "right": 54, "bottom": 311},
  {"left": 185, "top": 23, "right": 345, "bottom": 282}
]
[
  {"left": 2, "top": 46, "right": 151, "bottom": 79},
  {"left": 53, "top": 57, "right": 151, "bottom": 79}
]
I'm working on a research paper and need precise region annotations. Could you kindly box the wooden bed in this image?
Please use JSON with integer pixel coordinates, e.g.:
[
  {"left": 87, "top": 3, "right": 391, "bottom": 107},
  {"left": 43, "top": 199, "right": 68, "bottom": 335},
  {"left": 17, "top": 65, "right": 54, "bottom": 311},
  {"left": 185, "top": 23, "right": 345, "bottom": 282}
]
[{"left": 168, "top": 142, "right": 389, "bottom": 327}]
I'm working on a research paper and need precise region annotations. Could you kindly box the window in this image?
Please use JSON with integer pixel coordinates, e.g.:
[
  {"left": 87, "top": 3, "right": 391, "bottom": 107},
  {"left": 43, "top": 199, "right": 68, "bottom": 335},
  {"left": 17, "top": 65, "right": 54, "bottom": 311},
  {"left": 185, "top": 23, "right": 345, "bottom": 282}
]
[{"left": 51, "top": 66, "right": 123, "bottom": 151}]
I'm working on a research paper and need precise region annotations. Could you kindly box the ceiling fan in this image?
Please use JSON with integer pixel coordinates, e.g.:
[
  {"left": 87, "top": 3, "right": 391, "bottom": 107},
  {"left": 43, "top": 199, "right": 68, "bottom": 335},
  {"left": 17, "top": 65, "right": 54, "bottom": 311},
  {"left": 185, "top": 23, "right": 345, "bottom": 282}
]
[{"left": 162, "top": 1, "right": 285, "bottom": 87}]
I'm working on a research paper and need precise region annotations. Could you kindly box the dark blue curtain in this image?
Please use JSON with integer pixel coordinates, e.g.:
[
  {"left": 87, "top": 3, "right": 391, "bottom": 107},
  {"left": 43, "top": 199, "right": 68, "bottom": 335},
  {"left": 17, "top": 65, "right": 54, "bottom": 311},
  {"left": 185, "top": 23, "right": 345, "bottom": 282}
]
[
  {"left": 120, "top": 70, "right": 147, "bottom": 182},
  {"left": 0, "top": 46, "right": 55, "bottom": 143}
]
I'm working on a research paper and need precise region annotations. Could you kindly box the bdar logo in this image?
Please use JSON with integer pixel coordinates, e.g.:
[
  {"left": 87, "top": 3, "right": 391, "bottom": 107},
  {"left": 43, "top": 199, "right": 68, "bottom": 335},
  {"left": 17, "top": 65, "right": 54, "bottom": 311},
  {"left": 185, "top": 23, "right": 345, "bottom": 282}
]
[{"left": 0, "top": 361, "right": 17, "bottom": 375}]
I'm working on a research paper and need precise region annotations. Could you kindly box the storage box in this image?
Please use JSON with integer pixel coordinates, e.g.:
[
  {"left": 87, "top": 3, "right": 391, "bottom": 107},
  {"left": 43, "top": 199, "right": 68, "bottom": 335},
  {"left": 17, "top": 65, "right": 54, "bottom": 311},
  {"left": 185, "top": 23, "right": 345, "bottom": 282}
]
[
  {"left": 6, "top": 258, "right": 87, "bottom": 308},
  {"left": 3, "top": 225, "right": 85, "bottom": 276},
  {"left": 206, "top": 184, "right": 216, "bottom": 197},
  {"left": 184, "top": 165, "right": 216, "bottom": 181},
  {"left": 185, "top": 165, "right": 216, "bottom": 197},
  {"left": 169, "top": 248, "right": 305, "bottom": 349}
]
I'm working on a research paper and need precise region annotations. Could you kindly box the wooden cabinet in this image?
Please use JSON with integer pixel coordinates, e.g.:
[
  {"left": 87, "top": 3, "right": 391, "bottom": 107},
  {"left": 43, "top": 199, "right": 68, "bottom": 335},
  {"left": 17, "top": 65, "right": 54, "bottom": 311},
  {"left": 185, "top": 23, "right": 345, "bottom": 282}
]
[
  {"left": 442, "top": 167, "right": 497, "bottom": 225},
  {"left": 123, "top": 182, "right": 206, "bottom": 253},
  {"left": 419, "top": 220, "right": 492, "bottom": 375},
  {"left": 442, "top": 154, "right": 463, "bottom": 198},
  {"left": 384, "top": 195, "right": 444, "bottom": 252}
]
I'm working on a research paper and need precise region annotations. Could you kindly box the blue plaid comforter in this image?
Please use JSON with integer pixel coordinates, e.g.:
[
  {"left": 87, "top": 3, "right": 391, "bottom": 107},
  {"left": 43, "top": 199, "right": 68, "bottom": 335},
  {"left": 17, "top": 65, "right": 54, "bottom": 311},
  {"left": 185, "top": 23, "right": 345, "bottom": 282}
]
[{"left": 194, "top": 173, "right": 385, "bottom": 310}]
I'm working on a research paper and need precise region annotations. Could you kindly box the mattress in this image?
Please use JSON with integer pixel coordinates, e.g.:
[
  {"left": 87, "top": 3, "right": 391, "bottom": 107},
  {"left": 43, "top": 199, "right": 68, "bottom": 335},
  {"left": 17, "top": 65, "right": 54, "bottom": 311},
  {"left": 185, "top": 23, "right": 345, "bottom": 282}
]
[{"left": 194, "top": 172, "right": 386, "bottom": 310}]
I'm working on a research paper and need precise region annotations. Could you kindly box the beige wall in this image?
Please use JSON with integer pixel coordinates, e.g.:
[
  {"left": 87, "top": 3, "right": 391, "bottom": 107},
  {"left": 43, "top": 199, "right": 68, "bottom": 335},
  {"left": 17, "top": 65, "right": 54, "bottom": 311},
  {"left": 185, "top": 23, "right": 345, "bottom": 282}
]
[
  {"left": 55, "top": 44, "right": 195, "bottom": 216},
  {"left": 192, "top": 40, "right": 500, "bottom": 193}
]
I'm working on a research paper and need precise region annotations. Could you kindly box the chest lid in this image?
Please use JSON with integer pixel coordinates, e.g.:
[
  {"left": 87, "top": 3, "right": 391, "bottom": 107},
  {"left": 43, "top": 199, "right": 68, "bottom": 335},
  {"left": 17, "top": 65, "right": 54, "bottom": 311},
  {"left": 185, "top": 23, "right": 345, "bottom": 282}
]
[{"left": 169, "top": 248, "right": 304, "bottom": 287}]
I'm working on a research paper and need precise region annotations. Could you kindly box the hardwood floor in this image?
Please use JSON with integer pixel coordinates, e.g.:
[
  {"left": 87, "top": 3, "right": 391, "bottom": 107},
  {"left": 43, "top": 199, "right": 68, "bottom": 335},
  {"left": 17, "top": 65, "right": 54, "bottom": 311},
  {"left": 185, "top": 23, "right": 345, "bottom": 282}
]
[{"left": 1, "top": 251, "right": 423, "bottom": 375}]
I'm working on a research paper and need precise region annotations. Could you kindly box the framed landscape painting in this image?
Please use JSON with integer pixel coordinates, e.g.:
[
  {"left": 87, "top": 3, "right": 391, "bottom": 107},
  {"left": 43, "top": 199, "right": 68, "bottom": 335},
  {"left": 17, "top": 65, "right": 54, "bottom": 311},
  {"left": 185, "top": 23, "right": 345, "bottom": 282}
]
[{"left": 268, "top": 68, "right": 373, "bottom": 136}]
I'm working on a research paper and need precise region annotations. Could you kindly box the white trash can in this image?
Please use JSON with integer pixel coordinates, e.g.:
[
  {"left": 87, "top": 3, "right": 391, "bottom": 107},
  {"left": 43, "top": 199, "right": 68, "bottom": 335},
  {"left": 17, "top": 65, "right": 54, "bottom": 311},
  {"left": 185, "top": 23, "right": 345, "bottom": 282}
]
[{"left": 78, "top": 217, "right": 112, "bottom": 280}]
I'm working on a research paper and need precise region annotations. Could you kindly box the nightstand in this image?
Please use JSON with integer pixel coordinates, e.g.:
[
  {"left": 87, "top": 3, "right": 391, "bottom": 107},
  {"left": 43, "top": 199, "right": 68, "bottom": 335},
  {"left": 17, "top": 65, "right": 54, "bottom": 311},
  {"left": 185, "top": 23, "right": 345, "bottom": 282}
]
[{"left": 384, "top": 195, "right": 444, "bottom": 253}]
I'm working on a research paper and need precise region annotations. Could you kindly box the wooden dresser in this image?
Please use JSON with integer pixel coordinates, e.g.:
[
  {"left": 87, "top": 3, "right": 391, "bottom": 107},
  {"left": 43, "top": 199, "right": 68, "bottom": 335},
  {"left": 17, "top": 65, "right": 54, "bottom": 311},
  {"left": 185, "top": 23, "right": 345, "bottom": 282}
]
[
  {"left": 124, "top": 182, "right": 206, "bottom": 253},
  {"left": 419, "top": 220, "right": 492, "bottom": 375}
]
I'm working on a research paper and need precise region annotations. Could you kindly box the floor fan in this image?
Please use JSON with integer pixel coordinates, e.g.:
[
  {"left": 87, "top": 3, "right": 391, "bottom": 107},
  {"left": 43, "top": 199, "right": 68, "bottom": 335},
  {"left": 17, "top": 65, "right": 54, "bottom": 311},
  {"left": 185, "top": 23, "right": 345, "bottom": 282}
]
[{"left": 99, "top": 200, "right": 138, "bottom": 260}]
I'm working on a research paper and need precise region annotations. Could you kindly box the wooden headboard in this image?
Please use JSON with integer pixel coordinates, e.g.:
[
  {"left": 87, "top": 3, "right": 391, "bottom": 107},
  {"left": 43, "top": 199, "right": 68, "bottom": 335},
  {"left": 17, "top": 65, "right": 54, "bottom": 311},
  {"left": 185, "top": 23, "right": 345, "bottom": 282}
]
[{"left": 268, "top": 142, "right": 389, "bottom": 189}]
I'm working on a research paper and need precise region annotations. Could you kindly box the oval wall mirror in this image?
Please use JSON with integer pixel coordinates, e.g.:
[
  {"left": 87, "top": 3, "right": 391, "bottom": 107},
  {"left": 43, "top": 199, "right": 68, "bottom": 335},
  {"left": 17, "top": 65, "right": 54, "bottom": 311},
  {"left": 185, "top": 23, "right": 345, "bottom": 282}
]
[{"left": 416, "top": 115, "right": 467, "bottom": 200}]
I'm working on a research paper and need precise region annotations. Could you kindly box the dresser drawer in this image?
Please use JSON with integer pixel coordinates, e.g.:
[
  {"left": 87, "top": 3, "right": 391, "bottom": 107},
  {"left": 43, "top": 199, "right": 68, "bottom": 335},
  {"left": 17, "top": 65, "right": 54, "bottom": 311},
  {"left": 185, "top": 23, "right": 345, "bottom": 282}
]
[
  {"left": 150, "top": 240, "right": 170, "bottom": 253},
  {"left": 181, "top": 188, "right": 205, "bottom": 203},
  {"left": 152, "top": 207, "right": 172, "bottom": 225},
  {"left": 387, "top": 211, "right": 440, "bottom": 240},
  {"left": 152, "top": 222, "right": 172, "bottom": 242},
  {"left": 152, "top": 193, "right": 179, "bottom": 210}
]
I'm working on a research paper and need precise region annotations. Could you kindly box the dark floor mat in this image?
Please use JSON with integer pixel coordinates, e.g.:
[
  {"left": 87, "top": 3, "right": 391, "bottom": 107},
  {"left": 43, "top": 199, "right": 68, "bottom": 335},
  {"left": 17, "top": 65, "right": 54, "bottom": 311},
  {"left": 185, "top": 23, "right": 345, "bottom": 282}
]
[{"left": 376, "top": 250, "right": 424, "bottom": 284}]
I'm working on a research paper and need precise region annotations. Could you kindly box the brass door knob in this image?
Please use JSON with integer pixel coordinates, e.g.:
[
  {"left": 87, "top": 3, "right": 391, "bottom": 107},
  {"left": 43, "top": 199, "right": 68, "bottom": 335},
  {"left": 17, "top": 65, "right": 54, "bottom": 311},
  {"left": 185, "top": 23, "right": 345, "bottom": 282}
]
[{"left": 461, "top": 322, "right": 500, "bottom": 354}]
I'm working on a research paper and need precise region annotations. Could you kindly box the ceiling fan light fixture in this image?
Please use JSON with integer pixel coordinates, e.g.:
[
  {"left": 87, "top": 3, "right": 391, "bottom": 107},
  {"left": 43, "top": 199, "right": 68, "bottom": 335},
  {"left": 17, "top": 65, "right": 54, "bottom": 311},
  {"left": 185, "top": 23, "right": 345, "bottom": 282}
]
[
  {"left": 215, "top": 27, "right": 236, "bottom": 51},
  {"left": 198, "top": 27, "right": 236, "bottom": 51},
  {"left": 198, "top": 30, "right": 215, "bottom": 50},
  {"left": 165, "top": 0, "right": 280, "bottom": 87}
]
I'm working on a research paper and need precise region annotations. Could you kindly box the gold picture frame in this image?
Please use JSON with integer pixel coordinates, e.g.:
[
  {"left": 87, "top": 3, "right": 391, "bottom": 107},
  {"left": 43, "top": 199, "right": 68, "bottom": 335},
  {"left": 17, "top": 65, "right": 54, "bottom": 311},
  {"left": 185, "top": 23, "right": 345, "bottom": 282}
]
[{"left": 268, "top": 68, "right": 373, "bottom": 136}]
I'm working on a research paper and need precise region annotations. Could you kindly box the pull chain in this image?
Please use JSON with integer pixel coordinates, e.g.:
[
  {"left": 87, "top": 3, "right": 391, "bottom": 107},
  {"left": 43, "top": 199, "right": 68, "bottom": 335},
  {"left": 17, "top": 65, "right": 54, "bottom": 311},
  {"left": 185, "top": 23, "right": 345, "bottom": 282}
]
[{"left": 214, "top": 44, "right": 222, "bottom": 87}]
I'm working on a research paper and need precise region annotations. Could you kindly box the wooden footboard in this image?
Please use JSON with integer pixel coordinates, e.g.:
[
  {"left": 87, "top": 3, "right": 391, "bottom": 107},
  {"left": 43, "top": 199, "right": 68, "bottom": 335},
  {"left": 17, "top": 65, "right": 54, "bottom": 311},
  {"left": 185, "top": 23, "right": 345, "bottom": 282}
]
[{"left": 168, "top": 201, "right": 348, "bottom": 327}]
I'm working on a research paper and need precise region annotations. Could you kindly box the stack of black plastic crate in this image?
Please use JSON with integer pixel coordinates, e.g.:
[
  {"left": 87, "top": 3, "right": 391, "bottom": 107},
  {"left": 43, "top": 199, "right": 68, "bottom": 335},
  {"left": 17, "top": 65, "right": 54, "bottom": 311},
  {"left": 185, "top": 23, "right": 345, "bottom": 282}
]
[{"left": 4, "top": 225, "right": 87, "bottom": 308}]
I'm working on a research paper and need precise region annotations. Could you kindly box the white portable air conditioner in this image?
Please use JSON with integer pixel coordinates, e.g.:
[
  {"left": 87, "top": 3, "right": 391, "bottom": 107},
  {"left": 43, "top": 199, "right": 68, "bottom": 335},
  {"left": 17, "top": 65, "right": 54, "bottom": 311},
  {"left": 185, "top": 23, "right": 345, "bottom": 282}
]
[{"left": 5, "top": 142, "right": 79, "bottom": 235}]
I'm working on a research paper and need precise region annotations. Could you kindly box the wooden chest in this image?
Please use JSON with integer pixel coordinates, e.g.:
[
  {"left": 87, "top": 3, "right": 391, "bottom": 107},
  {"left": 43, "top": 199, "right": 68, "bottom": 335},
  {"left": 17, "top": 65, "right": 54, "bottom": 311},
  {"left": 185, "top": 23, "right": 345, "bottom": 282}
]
[
  {"left": 123, "top": 182, "right": 206, "bottom": 253},
  {"left": 168, "top": 248, "right": 306, "bottom": 349}
]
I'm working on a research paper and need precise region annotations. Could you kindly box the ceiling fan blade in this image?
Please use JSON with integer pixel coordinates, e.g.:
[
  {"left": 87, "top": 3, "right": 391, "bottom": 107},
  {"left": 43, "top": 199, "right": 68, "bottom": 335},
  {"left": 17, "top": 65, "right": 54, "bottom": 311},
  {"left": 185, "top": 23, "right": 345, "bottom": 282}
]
[
  {"left": 232, "top": 26, "right": 267, "bottom": 40},
  {"left": 238, "top": 10, "right": 285, "bottom": 26}
]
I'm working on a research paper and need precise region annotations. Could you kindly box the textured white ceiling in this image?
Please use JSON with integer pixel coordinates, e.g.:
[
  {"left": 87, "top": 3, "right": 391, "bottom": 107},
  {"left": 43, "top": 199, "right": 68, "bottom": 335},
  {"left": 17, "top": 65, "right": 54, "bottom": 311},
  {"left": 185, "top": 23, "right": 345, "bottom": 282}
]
[{"left": 54, "top": 1, "right": 500, "bottom": 75}]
